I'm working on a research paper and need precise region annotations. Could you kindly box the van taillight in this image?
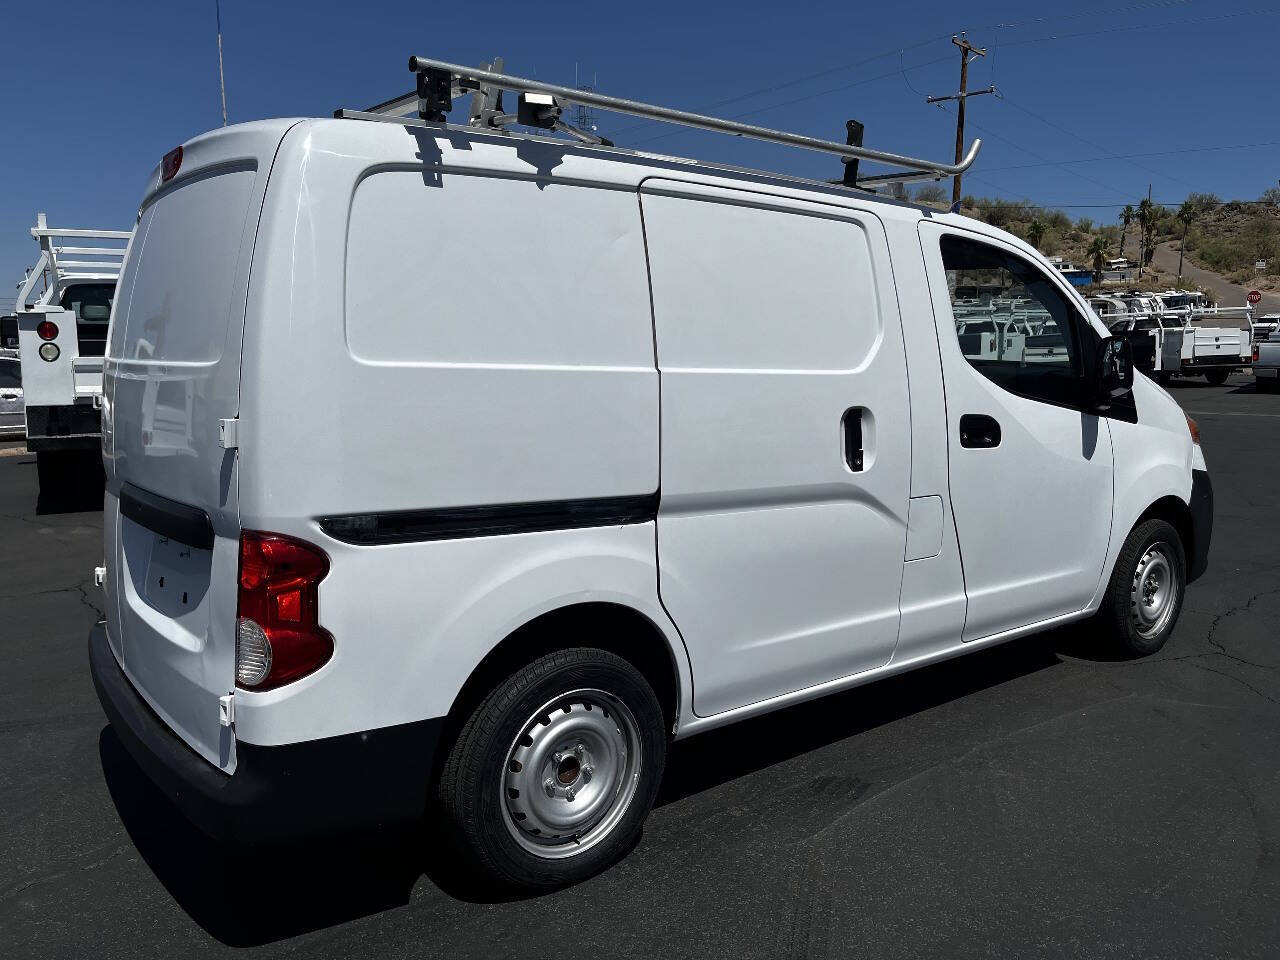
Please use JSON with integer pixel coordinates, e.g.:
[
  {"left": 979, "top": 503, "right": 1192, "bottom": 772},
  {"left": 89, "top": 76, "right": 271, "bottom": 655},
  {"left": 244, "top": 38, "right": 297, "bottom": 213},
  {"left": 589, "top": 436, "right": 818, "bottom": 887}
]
[
  {"left": 37, "top": 319, "right": 58, "bottom": 341},
  {"left": 235, "top": 531, "right": 333, "bottom": 690}
]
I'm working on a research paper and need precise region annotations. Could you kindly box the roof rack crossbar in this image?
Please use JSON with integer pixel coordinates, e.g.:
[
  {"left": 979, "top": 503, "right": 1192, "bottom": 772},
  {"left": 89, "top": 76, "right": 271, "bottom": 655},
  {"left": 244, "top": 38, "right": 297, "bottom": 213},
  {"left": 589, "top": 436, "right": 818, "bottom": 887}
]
[{"left": 362, "top": 56, "right": 981, "bottom": 186}]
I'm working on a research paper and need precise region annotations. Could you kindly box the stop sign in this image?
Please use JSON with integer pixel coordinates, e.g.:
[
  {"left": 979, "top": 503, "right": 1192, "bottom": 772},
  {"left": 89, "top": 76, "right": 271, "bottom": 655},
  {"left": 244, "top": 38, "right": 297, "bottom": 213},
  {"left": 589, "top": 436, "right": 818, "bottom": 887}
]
[{"left": 1248, "top": 290, "right": 1262, "bottom": 305}]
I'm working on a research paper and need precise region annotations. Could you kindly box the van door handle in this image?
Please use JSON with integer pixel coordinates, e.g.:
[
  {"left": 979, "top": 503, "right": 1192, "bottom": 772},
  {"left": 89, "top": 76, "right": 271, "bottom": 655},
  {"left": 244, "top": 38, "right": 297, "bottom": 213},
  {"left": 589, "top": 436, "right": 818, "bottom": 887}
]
[{"left": 959, "top": 414, "right": 1001, "bottom": 449}]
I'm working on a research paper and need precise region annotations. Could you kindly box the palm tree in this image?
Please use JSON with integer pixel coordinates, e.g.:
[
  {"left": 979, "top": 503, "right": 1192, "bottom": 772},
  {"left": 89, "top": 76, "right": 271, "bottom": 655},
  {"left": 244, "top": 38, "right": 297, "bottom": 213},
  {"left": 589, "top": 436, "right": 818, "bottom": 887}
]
[
  {"left": 1087, "top": 235, "right": 1110, "bottom": 283},
  {"left": 1026, "top": 218, "right": 1046, "bottom": 250},
  {"left": 1119, "top": 204, "right": 1135, "bottom": 258},
  {"left": 1137, "top": 198, "right": 1156, "bottom": 272},
  {"left": 1176, "top": 199, "right": 1199, "bottom": 282}
]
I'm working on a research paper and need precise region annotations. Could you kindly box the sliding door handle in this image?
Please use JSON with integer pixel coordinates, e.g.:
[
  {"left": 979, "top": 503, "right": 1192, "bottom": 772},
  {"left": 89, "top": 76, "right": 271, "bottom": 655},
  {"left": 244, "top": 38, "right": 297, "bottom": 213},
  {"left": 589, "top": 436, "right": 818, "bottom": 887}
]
[{"left": 959, "top": 414, "right": 1001, "bottom": 449}]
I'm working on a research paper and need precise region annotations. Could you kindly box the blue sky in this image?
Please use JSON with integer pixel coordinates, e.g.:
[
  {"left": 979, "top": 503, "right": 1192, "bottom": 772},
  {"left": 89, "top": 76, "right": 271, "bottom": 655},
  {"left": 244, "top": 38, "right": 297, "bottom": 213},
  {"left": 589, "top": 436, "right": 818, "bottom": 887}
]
[{"left": 3, "top": 0, "right": 1276, "bottom": 306}]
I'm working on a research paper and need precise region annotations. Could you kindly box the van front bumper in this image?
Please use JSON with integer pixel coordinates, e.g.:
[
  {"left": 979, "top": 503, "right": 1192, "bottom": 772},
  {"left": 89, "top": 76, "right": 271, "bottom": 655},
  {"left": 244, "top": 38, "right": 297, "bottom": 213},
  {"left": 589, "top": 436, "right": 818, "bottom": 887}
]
[
  {"left": 1188, "top": 469, "right": 1213, "bottom": 584},
  {"left": 89, "top": 622, "right": 442, "bottom": 845}
]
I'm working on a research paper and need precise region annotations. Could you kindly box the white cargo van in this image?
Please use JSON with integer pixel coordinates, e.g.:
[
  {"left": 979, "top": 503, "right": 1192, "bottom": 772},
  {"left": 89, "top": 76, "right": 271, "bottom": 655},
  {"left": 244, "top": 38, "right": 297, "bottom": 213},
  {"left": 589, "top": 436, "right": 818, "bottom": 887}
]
[{"left": 92, "top": 60, "right": 1213, "bottom": 890}]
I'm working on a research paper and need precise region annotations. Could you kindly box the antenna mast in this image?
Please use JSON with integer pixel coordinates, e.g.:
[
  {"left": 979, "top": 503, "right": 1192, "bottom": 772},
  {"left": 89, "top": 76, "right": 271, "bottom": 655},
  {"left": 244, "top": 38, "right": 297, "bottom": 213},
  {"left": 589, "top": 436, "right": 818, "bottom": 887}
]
[{"left": 215, "top": 0, "right": 229, "bottom": 126}]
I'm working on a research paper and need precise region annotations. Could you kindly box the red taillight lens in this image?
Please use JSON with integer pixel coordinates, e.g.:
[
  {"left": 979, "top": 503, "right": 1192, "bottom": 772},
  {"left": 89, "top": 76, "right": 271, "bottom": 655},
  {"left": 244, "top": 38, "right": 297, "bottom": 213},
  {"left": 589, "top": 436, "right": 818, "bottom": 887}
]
[
  {"left": 161, "top": 145, "right": 183, "bottom": 182},
  {"left": 1254, "top": 344, "right": 1260, "bottom": 363},
  {"left": 236, "top": 531, "right": 333, "bottom": 690},
  {"left": 36, "top": 319, "right": 59, "bottom": 341}
]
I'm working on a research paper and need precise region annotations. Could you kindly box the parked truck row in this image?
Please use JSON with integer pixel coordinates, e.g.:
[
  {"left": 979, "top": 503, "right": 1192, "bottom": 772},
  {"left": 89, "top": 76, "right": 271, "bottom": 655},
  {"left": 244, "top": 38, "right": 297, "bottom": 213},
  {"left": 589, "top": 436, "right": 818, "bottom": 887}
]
[{"left": 1086, "top": 291, "right": 1257, "bottom": 385}]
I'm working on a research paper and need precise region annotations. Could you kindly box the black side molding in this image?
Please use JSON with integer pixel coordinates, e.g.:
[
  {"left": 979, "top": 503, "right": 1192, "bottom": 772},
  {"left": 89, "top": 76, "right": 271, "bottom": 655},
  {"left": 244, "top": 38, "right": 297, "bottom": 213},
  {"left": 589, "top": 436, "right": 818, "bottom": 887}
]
[
  {"left": 320, "top": 492, "right": 660, "bottom": 546},
  {"left": 120, "top": 483, "right": 214, "bottom": 550}
]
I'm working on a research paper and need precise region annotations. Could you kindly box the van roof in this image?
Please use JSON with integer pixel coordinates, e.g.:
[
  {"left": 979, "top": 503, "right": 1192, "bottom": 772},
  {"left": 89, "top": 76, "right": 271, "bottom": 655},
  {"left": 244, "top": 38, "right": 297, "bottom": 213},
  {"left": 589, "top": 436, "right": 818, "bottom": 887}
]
[{"left": 150, "top": 114, "right": 1045, "bottom": 271}]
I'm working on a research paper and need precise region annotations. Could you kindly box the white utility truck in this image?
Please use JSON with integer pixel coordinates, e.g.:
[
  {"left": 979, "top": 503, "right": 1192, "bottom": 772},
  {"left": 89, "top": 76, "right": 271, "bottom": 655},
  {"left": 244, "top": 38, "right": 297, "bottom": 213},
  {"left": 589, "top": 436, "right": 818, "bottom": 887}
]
[
  {"left": 14, "top": 215, "right": 130, "bottom": 493},
  {"left": 1106, "top": 307, "right": 1253, "bottom": 384},
  {"left": 91, "top": 57, "right": 1213, "bottom": 890}
]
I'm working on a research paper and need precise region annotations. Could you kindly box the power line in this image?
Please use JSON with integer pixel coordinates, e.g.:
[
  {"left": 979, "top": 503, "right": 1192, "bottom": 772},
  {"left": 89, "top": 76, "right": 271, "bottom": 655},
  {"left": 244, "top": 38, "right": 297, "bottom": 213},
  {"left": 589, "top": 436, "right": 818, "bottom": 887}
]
[
  {"left": 625, "top": 53, "right": 956, "bottom": 148},
  {"left": 982, "top": 139, "right": 1280, "bottom": 172},
  {"left": 606, "top": 0, "right": 1208, "bottom": 140},
  {"left": 991, "top": 6, "right": 1279, "bottom": 48},
  {"left": 993, "top": 92, "right": 1200, "bottom": 191}
]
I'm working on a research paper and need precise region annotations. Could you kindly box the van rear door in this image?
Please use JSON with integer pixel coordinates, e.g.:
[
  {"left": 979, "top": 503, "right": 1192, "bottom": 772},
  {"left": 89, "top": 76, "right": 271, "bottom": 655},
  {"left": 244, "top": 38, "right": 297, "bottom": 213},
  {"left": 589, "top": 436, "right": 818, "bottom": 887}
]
[{"left": 103, "top": 121, "right": 298, "bottom": 770}]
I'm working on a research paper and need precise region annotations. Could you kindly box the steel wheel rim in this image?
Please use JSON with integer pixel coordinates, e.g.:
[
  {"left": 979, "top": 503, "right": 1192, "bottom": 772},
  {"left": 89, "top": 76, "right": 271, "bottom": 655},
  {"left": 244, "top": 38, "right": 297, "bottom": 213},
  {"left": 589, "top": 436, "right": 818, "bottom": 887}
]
[
  {"left": 1130, "top": 542, "right": 1178, "bottom": 639},
  {"left": 500, "top": 688, "right": 642, "bottom": 860}
]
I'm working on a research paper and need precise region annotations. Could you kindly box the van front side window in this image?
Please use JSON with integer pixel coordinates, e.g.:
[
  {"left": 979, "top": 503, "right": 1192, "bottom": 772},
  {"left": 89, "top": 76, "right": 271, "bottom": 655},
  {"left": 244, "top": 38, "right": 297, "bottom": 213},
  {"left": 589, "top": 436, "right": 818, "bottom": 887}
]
[{"left": 941, "top": 234, "right": 1089, "bottom": 407}]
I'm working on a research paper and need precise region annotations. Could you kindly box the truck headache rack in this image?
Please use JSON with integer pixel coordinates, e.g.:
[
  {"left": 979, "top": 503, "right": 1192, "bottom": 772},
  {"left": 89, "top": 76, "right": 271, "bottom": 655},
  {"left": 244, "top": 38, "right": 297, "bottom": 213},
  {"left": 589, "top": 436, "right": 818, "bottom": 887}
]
[
  {"left": 335, "top": 55, "right": 982, "bottom": 190},
  {"left": 15, "top": 213, "right": 131, "bottom": 312}
]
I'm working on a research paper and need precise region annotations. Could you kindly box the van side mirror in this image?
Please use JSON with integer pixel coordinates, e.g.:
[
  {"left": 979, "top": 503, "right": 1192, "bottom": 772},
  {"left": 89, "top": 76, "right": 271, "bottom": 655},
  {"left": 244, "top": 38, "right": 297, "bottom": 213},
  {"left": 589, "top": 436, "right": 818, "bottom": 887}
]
[{"left": 1095, "top": 335, "right": 1134, "bottom": 408}]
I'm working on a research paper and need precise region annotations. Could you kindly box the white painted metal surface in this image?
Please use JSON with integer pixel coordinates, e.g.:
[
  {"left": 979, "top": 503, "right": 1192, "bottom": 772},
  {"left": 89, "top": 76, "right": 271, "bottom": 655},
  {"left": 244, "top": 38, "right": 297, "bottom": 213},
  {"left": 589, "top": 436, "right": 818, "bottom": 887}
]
[{"left": 102, "top": 114, "right": 1204, "bottom": 770}]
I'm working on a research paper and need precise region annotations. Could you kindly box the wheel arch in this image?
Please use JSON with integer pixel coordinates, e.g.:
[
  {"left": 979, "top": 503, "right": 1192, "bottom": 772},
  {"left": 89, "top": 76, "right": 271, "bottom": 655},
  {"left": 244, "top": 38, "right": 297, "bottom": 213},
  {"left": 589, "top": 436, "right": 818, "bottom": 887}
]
[
  {"left": 435, "top": 601, "right": 686, "bottom": 777},
  {"left": 1134, "top": 494, "right": 1195, "bottom": 571}
]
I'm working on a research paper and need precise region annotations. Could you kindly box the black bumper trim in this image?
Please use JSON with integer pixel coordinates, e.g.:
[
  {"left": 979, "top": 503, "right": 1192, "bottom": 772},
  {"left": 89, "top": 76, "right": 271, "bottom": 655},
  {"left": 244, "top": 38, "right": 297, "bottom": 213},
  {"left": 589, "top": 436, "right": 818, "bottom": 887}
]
[
  {"left": 90, "top": 623, "right": 441, "bottom": 845},
  {"left": 25, "top": 404, "right": 100, "bottom": 448},
  {"left": 1188, "top": 468, "right": 1213, "bottom": 583}
]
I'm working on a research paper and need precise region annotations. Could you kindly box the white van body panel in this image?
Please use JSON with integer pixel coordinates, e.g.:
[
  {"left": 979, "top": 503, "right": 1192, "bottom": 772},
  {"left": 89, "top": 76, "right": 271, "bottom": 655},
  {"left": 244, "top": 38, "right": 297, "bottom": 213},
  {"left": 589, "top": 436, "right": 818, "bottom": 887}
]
[
  {"left": 640, "top": 180, "right": 911, "bottom": 716},
  {"left": 102, "top": 120, "right": 298, "bottom": 770},
  {"left": 919, "top": 220, "right": 1115, "bottom": 642},
  {"left": 230, "top": 120, "right": 676, "bottom": 745},
  {"left": 99, "top": 117, "right": 1205, "bottom": 775},
  {"left": 1086, "top": 373, "right": 1197, "bottom": 611}
]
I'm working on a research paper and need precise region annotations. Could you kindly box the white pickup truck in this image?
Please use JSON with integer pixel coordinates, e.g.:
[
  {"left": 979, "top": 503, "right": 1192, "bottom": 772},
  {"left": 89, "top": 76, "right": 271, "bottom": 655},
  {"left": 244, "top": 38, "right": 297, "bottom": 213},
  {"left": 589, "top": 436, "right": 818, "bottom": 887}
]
[
  {"left": 1254, "top": 330, "right": 1280, "bottom": 393},
  {"left": 1106, "top": 311, "right": 1252, "bottom": 385}
]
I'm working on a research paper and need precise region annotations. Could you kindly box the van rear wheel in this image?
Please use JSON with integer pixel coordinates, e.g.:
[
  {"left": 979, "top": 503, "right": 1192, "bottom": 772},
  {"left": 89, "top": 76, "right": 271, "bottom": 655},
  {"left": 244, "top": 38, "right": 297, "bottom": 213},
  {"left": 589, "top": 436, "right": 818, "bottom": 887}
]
[
  {"left": 437, "top": 648, "right": 666, "bottom": 890},
  {"left": 1204, "top": 370, "right": 1230, "bottom": 386},
  {"left": 1099, "top": 519, "right": 1186, "bottom": 656}
]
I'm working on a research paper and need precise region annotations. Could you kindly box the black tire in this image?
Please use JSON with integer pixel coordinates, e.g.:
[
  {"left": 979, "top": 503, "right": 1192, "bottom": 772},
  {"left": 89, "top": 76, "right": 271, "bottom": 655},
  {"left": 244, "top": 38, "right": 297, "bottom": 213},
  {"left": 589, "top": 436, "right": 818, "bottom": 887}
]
[
  {"left": 1256, "top": 377, "right": 1277, "bottom": 394},
  {"left": 437, "top": 647, "right": 666, "bottom": 890},
  {"left": 1204, "top": 369, "right": 1230, "bottom": 386},
  {"left": 1098, "top": 519, "right": 1187, "bottom": 656},
  {"left": 1156, "top": 371, "right": 1173, "bottom": 386}
]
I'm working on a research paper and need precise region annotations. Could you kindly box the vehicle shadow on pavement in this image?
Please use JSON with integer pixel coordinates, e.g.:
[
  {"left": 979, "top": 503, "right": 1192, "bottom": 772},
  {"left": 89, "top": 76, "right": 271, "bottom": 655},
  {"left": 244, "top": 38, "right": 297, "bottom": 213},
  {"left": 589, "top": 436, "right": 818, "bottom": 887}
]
[
  {"left": 98, "top": 728, "right": 436, "bottom": 947},
  {"left": 97, "top": 629, "right": 1083, "bottom": 944},
  {"left": 656, "top": 632, "right": 1066, "bottom": 808}
]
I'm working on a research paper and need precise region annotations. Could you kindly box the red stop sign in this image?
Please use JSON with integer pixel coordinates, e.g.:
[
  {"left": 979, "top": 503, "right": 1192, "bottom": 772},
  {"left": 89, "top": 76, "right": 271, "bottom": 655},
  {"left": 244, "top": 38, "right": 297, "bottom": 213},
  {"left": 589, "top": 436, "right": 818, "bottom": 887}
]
[{"left": 1248, "top": 290, "right": 1263, "bottom": 305}]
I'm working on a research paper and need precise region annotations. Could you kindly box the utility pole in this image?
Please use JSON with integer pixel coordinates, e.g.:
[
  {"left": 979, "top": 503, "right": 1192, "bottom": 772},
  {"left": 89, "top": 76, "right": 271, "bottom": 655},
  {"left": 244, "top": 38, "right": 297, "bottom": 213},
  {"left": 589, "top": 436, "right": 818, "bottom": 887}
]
[
  {"left": 215, "top": 0, "right": 228, "bottom": 126},
  {"left": 926, "top": 33, "right": 994, "bottom": 208}
]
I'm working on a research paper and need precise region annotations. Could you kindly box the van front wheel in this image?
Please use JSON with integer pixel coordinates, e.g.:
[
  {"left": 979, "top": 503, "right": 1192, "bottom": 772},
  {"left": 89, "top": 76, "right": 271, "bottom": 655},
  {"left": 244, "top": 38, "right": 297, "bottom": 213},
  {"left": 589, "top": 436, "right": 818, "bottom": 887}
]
[
  {"left": 1099, "top": 519, "right": 1186, "bottom": 656},
  {"left": 437, "top": 648, "right": 666, "bottom": 890}
]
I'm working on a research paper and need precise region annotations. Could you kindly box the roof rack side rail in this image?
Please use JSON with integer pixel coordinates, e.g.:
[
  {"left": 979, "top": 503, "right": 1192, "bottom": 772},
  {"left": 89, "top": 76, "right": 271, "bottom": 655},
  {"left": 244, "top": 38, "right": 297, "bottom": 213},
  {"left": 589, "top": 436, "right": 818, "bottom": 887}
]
[{"left": 352, "top": 56, "right": 981, "bottom": 186}]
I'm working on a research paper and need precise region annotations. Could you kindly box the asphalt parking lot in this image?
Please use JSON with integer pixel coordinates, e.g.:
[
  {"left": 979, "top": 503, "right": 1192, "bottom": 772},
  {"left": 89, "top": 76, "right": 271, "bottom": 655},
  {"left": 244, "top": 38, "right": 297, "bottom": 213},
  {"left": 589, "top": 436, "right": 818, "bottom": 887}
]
[{"left": 3, "top": 375, "right": 1280, "bottom": 959}]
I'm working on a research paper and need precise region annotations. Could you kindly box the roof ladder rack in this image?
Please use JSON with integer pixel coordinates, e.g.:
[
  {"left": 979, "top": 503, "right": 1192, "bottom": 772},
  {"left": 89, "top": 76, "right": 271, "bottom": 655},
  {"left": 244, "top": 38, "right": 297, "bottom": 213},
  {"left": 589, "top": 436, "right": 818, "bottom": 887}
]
[
  {"left": 14, "top": 213, "right": 131, "bottom": 313},
  {"left": 336, "top": 56, "right": 981, "bottom": 190}
]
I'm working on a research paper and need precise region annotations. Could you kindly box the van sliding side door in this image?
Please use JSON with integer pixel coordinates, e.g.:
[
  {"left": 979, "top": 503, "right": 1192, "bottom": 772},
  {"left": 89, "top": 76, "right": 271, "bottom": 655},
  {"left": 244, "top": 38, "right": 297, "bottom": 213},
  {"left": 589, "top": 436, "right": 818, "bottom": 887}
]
[{"left": 641, "top": 180, "right": 912, "bottom": 717}]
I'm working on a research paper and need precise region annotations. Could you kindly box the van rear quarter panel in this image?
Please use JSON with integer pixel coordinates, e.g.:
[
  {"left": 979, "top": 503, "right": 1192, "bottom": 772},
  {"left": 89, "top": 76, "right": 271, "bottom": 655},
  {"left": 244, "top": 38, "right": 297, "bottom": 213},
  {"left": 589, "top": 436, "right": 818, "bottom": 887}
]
[{"left": 233, "top": 121, "right": 674, "bottom": 743}]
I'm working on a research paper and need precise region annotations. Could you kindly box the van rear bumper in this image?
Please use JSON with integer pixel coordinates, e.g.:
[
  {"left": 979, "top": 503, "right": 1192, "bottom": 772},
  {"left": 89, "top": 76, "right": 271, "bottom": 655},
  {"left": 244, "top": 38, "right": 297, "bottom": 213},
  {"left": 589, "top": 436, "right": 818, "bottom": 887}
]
[
  {"left": 89, "top": 622, "right": 442, "bottom": 845},
  {"left": 1188, "top": 469, "right": 1213, "bottom": 584}
]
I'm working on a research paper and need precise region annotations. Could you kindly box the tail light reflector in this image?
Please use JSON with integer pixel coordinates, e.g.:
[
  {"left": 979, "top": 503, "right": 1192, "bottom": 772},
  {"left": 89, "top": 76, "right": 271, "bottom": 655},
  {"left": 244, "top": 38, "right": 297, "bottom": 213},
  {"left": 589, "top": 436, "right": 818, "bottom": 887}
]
[
  {"left": 1253, "top": 344, "right": 1260, "bottom": 363},
  {"left": 37, "top": 319, "right": 58, "bottom": 341},
  {"left": 236, "top": 531, "right": 333, "bottom": 690}
]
